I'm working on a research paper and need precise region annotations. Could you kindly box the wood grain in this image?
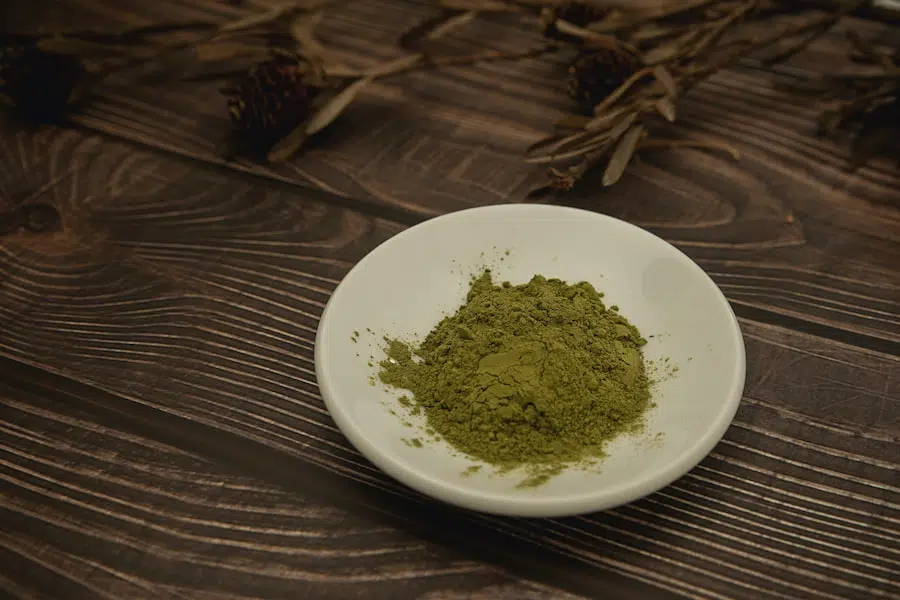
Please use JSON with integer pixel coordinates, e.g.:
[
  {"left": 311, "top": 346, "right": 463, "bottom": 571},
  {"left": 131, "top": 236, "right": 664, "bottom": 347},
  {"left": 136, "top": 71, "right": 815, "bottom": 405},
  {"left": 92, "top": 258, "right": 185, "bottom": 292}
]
[
  {"left": 5, "top": 0, "right": 898, "bottom": 349},
  {"left": 2, "top": 1, "right": 900, "bottom": 598},
  {"left": 0, "top": 368, "right": 589, "bottom": 600},
  {"left": 1, "top": 123, "right": 897, "bottom": 599}
]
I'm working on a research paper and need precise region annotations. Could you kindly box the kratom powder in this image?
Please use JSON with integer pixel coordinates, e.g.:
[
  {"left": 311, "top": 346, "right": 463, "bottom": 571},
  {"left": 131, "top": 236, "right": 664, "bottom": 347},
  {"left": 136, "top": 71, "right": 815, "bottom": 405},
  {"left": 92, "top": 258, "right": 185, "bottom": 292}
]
[{"left": 378, "top": 270, "right": 652, "bottom": 482}]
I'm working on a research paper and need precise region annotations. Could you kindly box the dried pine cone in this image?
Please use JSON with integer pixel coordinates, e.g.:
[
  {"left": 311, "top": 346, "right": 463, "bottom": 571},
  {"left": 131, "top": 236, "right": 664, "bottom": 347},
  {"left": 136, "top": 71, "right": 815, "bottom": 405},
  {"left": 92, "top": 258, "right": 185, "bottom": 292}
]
[
  {"left": 0, "top": 203, "right": 60, "bottom": 236},
  {"left": 849, "top": 97, "right": 900, "bottom": 167},
  {"left": 0, "top": 42, "right": 86, "bottom": 122},
  {"left": 568, "top": 46, "right": 643, "bottom": 115},
  {"left": 222, "top": 55, "right": 324, "bottom": 151}
]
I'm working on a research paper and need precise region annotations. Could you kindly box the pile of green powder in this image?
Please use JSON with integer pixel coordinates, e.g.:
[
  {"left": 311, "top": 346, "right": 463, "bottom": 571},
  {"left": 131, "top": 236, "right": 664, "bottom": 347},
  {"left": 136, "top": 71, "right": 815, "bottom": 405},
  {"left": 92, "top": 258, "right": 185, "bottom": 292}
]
[{"left": 378, "top": 270, "right": 652, "bottom": 484}]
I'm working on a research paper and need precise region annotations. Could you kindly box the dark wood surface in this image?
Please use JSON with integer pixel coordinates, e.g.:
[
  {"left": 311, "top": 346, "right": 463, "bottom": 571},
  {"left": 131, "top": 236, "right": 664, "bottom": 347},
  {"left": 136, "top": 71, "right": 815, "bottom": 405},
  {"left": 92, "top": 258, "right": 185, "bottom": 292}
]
[{"left": 1, "top": 1, "right": 898, "bottom": 599}]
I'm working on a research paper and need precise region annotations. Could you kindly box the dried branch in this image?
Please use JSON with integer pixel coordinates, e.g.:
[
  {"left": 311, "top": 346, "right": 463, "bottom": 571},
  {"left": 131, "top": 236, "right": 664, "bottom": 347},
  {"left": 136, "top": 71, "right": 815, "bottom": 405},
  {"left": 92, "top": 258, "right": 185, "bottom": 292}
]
[
  {"left": 520, "top": 0, "right": 881, "bottom": 190},
  {"left": 6, "top": 0, "right": 896, "bottom": 182},
  {"left": 779, "top": 29, "right": 899, "bottom": 168}
]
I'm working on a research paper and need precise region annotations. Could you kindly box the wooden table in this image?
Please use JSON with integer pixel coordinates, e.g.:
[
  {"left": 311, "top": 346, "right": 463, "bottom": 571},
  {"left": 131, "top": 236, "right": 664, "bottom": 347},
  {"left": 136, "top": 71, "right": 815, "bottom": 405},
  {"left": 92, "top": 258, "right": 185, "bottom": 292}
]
[{"left": 2, "top": 1, "right": 898, "bottom": 598}]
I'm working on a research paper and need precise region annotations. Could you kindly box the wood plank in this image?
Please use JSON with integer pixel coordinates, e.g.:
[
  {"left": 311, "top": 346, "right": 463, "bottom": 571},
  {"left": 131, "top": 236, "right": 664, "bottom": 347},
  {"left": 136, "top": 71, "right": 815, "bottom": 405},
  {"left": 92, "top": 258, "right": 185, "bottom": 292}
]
[
  {"left": 0, "top": 127, "right": 686, "bottom": 600},
  {"left": 1, "top": 127, "right": 897, "bottom": 599},
  {"left": 5, "top": 0, "right": 899, "bottom": 348},
  {"left": 0, "top": 372, "right": 588, "bottom": 600}
]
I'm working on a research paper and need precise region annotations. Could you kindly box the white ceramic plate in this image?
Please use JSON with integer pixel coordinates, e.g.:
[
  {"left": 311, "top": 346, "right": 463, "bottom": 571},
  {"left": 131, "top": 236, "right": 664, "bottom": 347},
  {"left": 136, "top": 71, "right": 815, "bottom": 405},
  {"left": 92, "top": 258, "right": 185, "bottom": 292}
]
[{"left": 315, "top": 204, "right": 745, "bottom": 517}]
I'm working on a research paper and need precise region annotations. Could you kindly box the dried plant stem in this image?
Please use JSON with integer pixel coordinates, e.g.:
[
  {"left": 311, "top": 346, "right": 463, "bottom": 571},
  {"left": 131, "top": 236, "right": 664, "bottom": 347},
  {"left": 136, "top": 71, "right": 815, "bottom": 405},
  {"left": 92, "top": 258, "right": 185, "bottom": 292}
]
[
  {"left": 518, "top": 0, "right": 879, "bottom": 191},
  {"left": 684, "top": 1, "right": 760, "bottom": 61},
  {"left": 89, "top": 0, "right": 344, "bottom": 78},
  {"left": 322, "top": 44, "right": 556, "bottom": 80},
  {"left": 588, "top": 65, "right": 655, "bottom": 115},
  {"left": 413, "top": 44, "right": 556, "bottom": 73},
  {"left": 689, "top": 0, "right": 870, "bottom": 82},
  {"left": 267, "top": 43, "right": 556, "bottom": 162},
  {"left": 400, "top": 9, "right": 482, "bottom": 50}
]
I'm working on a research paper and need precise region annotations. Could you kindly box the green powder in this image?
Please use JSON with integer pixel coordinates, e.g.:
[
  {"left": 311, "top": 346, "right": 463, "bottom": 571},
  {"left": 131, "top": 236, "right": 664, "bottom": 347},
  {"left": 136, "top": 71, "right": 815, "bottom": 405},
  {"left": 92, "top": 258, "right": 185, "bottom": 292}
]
[{"left": 378, "top": 270, "right": 652, "bottom": 485}]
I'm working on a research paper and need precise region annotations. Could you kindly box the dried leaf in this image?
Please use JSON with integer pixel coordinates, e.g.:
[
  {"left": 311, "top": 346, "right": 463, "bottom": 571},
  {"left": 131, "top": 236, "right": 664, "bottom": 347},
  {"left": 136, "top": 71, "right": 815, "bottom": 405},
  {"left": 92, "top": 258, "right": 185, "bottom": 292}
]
[
  {"left": 555, "top": 114, "right": 592, "bottom": 130},
  {"left": 267, "top": 73, "right": 375, "bottom": 162},
  {"left": 525, "top": 131, "right": 591, "bottom": 162},
  {"left": 589, "top": 0, "right": 719, "bottom": 34},
  {"left": 306, "top": 77, "right": 372, "bottom": 135},
  {"left": 366, "top": 54, "right": 423, "bottom": 78},
  {"left": 547, "top": 138, "right": 617, "bottom": 191},
  {"left": 763, "top": 0, "right": 871, "bottom": 65},
  {"left": 607, "top": 112, "right": 639, "bottom": 143},
  {"left": 632, "top": 0, "right": 721, "bottom": 22},
  {"left": 531, "top": 116, "right": 641, "bottom": 163},
  {"left": 403, "top": 9, "right": 478, "bottom": 49},
  {"left": 603, "top": 123, "right": 644, "bottom": 186},
  {"left": 279, "top": 55, "right": 419, "bottom": 148},
  {"left": 585, "top": 13, "right": 640, "bottom": 34},
  {"left": 429, "top": 10, "right": 476, "bottom": 39},
  {"left": 526, "top": 138, "right": 611, "bottom": 165},
  {"left": 553, "top": 19, "right": 621, "bottom": 48},
  {"left": 592, "top": 65, "right": 653, "bottom": 117},
  {"left": 218, "top": 0, "right": 336, "bottom": 33},
  {"left": 554, "top": 20, "right": 644, "bottom": 60},
  {"left": 585, "top": 105, "right": 634, "bottom": 133},
  {"left": 762, "top": 28, "right": 830, "bottom": 66},
  {"left": 656, "top": 97, "right": 676, "bottom": 121},
  {"left": 652, "top": 65, "right": 678, "bottom": 97},
  {"left": 291, "top": 10, "right": 327, "bottom": 61},
  {"left": 267, "top": 122, "right": 310, "bottom": 162},
  {"left": 401, "top": 10, "right": 456, "bottom": 49},
  {"left": 640, "top": 27, "right": 705, "bottom": 66},
  {"left": 641, "top": 43, "right": 681, "bottom": 66}
]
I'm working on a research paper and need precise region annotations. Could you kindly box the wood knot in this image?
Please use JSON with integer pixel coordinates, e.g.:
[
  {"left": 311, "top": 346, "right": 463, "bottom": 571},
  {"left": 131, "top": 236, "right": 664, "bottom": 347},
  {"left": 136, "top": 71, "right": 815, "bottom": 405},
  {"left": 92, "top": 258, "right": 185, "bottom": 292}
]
[{"left": 0, "top": 203, "right": 61, "bottom": 236}]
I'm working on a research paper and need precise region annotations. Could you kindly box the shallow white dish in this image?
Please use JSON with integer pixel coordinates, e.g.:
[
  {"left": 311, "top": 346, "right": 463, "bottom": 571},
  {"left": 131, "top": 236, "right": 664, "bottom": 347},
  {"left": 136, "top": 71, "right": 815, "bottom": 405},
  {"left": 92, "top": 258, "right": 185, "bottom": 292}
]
[{"left": 315, "top": 204, "right": 745, "bottom": 517}]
